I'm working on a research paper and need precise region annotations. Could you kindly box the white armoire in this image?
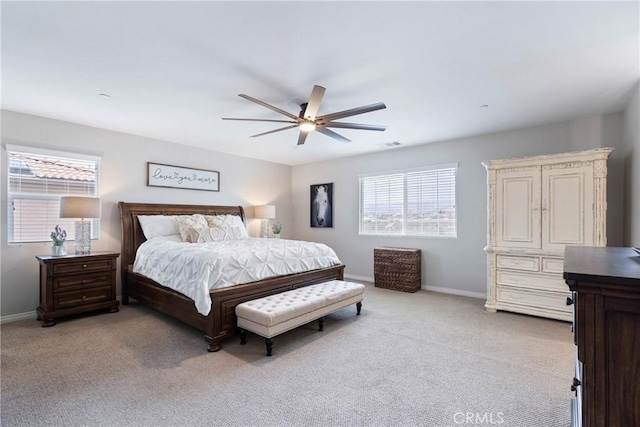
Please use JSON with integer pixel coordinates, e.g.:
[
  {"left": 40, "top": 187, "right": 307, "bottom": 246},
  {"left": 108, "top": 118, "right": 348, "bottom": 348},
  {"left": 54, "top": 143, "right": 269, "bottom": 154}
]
[{"left": 484, "top": 148, "right": 612, "bottom": 321}]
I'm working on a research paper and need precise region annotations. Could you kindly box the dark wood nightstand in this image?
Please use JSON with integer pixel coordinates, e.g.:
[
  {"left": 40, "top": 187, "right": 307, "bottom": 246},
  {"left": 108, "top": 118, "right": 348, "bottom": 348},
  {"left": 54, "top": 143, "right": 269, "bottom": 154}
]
[{"left": 35, "top": 252, "right": 120, "bottom": 326}]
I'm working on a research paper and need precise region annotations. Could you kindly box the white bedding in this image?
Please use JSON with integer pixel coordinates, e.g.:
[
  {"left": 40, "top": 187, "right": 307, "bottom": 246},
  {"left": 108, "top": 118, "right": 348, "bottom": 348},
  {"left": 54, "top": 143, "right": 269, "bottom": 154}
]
[{"left": 132, "top": 237, "right": 342, "bottom": 315}]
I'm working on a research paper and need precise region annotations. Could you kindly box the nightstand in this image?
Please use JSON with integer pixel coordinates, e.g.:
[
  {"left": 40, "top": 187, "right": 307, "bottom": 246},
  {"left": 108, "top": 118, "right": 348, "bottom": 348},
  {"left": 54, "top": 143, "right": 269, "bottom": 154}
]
[{"left": 35, "top": 252, "right": 120, "bottom": 326}]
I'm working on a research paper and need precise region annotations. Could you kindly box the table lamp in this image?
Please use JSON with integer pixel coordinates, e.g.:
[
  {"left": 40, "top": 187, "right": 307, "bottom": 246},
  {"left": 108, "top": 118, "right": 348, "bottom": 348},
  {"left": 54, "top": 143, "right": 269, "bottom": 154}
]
[
  {"left": 60, "top": 196, "right": 101, "bottom": 254},
  {"left": 255, "top": 205, "right": 276, "bottom": 238}
]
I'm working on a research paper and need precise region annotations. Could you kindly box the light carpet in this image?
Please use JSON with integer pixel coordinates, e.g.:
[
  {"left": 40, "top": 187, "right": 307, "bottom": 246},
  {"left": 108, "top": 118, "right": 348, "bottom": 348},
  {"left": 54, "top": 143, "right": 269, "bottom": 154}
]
[{"left": 0, "top": 283, "right": 574, "bottom": 427}]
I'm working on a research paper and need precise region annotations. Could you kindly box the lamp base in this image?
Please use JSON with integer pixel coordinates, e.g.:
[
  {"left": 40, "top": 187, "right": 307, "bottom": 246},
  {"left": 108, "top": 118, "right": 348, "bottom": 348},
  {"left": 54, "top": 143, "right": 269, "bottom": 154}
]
[
  {"left": 74, "top": 220, "right": 91, "bottom": 255},
  {"left": 261, "top": 219, "right": 270, "bottom": 238}
]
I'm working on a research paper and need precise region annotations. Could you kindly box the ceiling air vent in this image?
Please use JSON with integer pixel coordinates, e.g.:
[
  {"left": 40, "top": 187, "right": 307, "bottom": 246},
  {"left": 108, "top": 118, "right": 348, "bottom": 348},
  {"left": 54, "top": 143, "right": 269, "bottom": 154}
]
[{"left": 378, "top": 141, "right": 401, "bottom": 148}]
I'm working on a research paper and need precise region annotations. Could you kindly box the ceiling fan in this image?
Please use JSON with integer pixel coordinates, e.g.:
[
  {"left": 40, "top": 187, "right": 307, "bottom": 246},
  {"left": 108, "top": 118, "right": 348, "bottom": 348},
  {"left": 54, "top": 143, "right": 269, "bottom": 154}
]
[{"left": 222, "top": 85, "right": 386, "bottom": 146}]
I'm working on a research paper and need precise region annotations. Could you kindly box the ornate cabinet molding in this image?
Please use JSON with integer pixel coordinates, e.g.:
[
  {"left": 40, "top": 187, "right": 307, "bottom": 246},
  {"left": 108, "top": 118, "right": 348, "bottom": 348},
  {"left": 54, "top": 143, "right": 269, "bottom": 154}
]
[{"left": 483, "top": 148, "right": 612, "bottom": 321}]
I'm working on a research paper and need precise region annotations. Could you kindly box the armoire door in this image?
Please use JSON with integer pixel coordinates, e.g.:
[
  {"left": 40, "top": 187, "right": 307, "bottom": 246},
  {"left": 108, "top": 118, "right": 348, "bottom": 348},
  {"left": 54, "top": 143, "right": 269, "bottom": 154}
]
[
  {"left": 495, "top": 168, "right": 542, "bottom": 249},
  {"left": 542, "top": 164, "right": 594, "bottom": 252}
]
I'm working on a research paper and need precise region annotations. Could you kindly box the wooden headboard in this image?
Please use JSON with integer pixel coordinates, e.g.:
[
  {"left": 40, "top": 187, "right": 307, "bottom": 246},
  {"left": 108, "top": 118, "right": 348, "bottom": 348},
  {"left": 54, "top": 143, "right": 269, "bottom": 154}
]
[{"left": 118, "top": 202, "right": 246, "bottom": 283}]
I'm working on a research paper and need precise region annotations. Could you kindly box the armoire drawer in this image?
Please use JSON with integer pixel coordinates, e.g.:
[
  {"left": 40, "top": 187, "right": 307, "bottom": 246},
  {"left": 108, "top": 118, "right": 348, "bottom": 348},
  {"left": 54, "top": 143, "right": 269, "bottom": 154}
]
[
  {"left": 496, "top": 286, "right": 572, "bottom": 313},
  {"left": 497, "top": 270, "right": 568, "bottom": 293},
  {"left": 497, "top": 255, "right": 539, "bottom": 272},
  {"left": 542, "top": 257, "right": 564, "bottom": 274}
]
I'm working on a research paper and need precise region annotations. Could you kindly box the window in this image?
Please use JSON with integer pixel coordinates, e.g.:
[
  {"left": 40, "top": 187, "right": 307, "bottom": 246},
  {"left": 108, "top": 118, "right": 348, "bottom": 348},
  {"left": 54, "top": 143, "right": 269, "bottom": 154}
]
[
  {"left": 359, "top": 164, "right": 457, "bottom": 237},
  {"left": 6, "top": 145, "right": 101, "bottom": 244}
]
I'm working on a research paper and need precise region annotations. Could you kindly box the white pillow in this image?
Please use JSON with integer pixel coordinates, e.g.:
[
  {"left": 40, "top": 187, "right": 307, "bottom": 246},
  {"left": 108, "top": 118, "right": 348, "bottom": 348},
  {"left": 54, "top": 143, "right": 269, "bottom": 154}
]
[
  {"left": 204, "top": 215, "right": 248, "bottom": 239},
  {"left": 177, "top": 214, "right": 208, "bottom": 242},
  {"left": 189, "top": 225, "right": 248, "bottom": 243},
  {"left": 154, "top": 235, "right": 183, "bottom": 243},
  {"left": 138, "top": 215, "right": 180, "bottom": 239}
]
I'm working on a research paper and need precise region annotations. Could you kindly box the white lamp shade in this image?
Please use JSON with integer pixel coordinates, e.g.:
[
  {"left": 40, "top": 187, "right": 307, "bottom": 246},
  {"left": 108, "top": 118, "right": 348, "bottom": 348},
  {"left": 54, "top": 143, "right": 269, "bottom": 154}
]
[
  {"left": 255, "top": 205, "right": 276, "bottom": 219},
  {"left": 59, "top": 197, "right": 101, "bottom": 219}
]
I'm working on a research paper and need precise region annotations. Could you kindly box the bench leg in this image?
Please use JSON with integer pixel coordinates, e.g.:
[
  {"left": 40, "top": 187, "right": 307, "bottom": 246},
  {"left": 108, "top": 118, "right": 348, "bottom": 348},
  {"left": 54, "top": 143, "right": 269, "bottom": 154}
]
[
  {"left": 356, "top": 301, "right": 362, "bottom": 315},
  {"left": 318, "top": 316, "right": 325, "bottom": 331},
  {"left": 265, "top": 338, "right": 273, "bottom": 357},
  {"left": 240, "top": 329, "right": 247, "bottom": 345}
]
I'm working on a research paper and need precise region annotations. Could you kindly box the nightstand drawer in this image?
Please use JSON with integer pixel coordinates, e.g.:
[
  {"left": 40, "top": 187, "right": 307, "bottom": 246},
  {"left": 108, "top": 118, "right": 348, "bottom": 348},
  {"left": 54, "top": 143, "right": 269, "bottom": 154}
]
[
  {"left": 53, "top": 287, "right": 111, "bottom": 310},
  {"left": 52, "top": 259, "right": 114, "bottom": 275},
  {"left": 53, "top": 271, "right": 112, "bottom": 292}
]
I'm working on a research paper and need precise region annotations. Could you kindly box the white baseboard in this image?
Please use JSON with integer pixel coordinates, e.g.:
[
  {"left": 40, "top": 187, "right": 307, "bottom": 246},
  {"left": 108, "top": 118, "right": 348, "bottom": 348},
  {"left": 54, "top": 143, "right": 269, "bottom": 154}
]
[
  {"left": 423, "top": 285, "right": 486, "bottom": 300},
  {"left": 1, "top": 295, "right": 124, "bottom": 325},
  {"left": 344, "top": 274, "right": 374, "bottom": 283},
  {"left": 1, "top": 311, "right": 36, "bottom": 324},
  {"left": 344, "top": 274, "right": 485, "bottom": 300}
]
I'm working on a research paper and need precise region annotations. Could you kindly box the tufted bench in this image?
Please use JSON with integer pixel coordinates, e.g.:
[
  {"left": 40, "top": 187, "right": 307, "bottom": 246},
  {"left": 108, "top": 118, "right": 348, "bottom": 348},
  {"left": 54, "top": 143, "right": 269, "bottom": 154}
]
[{"left": 235, "top": 280, "right": 364, "bottom": 356}]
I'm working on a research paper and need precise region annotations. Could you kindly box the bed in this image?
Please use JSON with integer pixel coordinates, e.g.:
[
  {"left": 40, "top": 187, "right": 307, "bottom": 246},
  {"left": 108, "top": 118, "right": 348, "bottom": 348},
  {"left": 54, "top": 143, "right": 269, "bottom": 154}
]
[{"left": 119, "top": 202, "right": 345, "bottom": 352}]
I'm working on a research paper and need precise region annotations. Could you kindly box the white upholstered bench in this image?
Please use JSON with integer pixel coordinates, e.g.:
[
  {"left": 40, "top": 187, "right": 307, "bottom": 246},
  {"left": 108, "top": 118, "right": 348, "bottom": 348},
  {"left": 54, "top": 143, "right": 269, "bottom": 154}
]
[{"left": 236, "top": 280, "right": 365, "bottom": 356}]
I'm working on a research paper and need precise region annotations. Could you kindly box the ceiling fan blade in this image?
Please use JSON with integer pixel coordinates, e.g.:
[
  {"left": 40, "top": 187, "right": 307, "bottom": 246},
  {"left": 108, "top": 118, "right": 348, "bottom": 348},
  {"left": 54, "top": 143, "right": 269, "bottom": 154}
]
[
  {"left": 238, "top": 94, "right": 299, "bottom": 120},
  {"left": 250, "top": 124, "right": 299, "bottom": 138},
  {"left": 302, "top": 85, "right": 326, "bottom": 121},
  {"left": 222, "top": 118, "right": 298, "bottom": 124},
  {"left": 318, "top": 102, "right": 387, "bottom": 122},
  {"left": 322, "top": 122, "right": 386, "bottom": 131},
  {"left": 316, "top": 127, "right": 351, "bottom": 144},
  {"left": 297, "top": 131, "right": 310, "bottom": 146}
]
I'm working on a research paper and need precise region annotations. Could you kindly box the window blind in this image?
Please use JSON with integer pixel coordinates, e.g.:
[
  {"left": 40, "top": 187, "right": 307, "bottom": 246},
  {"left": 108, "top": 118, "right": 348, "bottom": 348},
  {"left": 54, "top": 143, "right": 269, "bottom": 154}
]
[
  {"left": 359, "top": 165, "right": 457, "bottom": 237},
  {"left": 7, "top": 146, "right": 101, "bottom": 244}
]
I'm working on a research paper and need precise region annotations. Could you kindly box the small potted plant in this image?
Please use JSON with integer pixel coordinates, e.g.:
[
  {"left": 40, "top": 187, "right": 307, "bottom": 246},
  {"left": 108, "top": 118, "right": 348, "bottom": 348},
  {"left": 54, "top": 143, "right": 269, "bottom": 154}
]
[
  {"left": 271, "top": 222, "right": 282, "bottom": 238},
  {"left": 50, "top": 225, "right": 67, "bottom": 256}
]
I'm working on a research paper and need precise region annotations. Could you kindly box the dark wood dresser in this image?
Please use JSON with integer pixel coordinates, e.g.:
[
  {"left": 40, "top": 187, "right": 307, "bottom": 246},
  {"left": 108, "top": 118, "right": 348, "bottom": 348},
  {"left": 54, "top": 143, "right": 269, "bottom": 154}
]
[
  {"left": 36, "top": 252, "right": 120, "bottom": 326},
  {"left": 563, "top": 246, "right": 640, "bottom": 427}
]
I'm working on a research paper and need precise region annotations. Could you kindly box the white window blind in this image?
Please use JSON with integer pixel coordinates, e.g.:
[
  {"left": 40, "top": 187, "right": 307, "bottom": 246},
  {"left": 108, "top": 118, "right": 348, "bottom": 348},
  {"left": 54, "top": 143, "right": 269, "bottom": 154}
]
[
  {"left": 7, "top": 145, "right": 101, "bottom": 244},
  {"left": 359, "top": 165, "right": 457, "bottom": 237}
]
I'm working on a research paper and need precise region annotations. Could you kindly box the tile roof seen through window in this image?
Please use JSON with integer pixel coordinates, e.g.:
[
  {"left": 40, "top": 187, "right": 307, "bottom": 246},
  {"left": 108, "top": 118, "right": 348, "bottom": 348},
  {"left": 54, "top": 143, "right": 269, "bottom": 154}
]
[{"left": 11, "top": 154, "right": 95, "bottom": 182}]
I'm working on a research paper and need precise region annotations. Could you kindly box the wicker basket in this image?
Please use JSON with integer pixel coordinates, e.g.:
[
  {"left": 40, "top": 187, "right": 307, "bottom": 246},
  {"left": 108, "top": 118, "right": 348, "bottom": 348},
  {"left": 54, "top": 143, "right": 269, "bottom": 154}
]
[{"left": 374, "top": 247, "right": 421, "bottom": 293}]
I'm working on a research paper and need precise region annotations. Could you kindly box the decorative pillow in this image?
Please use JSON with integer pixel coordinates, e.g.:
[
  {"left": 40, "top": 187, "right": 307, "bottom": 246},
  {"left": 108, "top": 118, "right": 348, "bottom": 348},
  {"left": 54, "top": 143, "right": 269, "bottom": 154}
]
[
  {"left": 177, "top": 214, "right": 208, "bottom": 242},
  {"left": 189, "top": 225, "right": 248, "bottom": 243},
  {"left": 204, "top": 214, "right": 238, "bottom": 227},
  {"left": 138, "top": 215, "right": 180, "bottom": 239},
  {"left": 204, "top": 215, "right": 248, "bottom": 239}
]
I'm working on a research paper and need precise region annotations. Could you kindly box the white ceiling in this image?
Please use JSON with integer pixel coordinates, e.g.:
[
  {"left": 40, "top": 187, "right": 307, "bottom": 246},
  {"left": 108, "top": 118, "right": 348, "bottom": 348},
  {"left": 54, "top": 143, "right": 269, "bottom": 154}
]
[{"left": 2, "top": 1, "right": 638, "bottom": 166}]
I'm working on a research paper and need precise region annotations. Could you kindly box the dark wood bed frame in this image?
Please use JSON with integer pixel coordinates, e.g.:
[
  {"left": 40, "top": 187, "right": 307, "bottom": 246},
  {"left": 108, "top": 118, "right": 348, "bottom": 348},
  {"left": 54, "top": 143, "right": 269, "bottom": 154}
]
[{"left": 119, "top": 202, "right": 345, "bottom": 352}]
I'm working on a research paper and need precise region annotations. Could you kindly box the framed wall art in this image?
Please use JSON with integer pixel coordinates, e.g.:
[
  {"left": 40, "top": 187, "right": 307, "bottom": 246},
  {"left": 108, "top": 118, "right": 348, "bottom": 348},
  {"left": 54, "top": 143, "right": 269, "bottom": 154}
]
[
  {"left": 310, "top": 183, "right": 333, "bottom": 228},
  {"left": 147, "top": 162, "right": 220, "bottom": 192}
]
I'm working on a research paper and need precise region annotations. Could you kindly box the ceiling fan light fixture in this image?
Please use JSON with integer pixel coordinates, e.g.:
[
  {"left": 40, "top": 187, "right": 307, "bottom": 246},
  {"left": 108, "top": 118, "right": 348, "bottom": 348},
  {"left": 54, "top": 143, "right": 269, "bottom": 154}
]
[
  {"left": 222, "top": 85, "right": 386, "bottom": 145},
  {"left": 299, "top": 121, "right": 316, "bottom": 132}
]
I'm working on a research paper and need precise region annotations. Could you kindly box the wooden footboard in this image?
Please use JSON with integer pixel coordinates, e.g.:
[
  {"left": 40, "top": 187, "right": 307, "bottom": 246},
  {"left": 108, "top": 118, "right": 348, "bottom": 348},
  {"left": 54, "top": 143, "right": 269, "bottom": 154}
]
[
  {"left": 119, "top": 201, "right": 345, "bottom": 352},
  {"left": 126, "top": 264, "right": 344, "bottom": 352},
  {"left": 205, "top": 265, "right": 344, "bottom": 351}
]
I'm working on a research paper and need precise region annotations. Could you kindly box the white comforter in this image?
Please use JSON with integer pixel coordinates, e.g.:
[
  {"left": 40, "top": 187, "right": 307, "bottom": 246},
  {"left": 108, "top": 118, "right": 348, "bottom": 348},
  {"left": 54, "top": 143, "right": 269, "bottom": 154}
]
[{"left": 132, "top": 237, "right": 342, "bottom": 315}]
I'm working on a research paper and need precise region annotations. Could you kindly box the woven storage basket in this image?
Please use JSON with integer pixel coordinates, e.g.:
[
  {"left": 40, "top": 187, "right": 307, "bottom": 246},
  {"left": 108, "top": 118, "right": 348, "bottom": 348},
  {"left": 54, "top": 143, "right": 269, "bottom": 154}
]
[{"left": 374, "top": 247, "right": 421, "bottom": 292}]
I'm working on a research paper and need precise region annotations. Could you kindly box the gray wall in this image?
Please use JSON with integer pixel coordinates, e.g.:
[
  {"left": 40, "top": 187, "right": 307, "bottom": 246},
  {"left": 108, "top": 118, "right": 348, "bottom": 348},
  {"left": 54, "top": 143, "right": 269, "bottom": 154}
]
[
  {"left": 1, "top": 110, "right": 292, "bottom": 318},
  {"left": 291, "top": 114, "right": 625, "bottom": 296},
  {"left": 1, "top": 108, "right": 632, "bottom": 318},
  {"left": 623, "top": 83, "right": 640, "bottom": 247}
]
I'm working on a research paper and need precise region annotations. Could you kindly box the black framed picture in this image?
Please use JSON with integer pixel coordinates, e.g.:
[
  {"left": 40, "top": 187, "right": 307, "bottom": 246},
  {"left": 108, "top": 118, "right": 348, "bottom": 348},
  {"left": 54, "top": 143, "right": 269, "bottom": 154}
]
[{"left": 310, "top": 183, "right": 333, "bottom": 228}]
